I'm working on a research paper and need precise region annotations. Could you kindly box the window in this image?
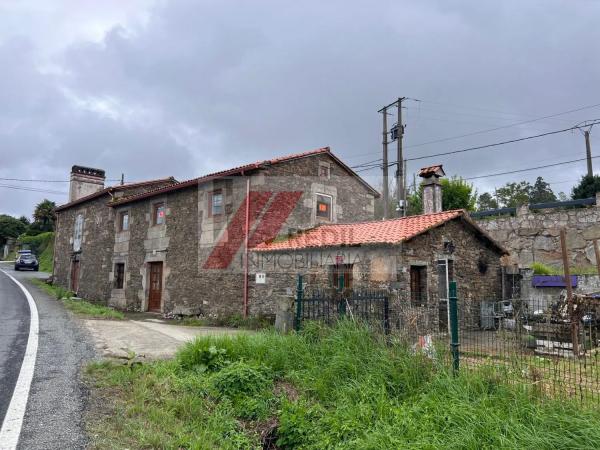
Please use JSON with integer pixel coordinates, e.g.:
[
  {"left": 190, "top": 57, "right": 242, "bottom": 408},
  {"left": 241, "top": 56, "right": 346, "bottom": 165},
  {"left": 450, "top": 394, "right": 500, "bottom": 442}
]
[
  {"left": 73, "top": 214, "right": 83, "bottom": 252},
  {"left": 330, "top": 264, "right": 353, "bottom": 291},
  {"left": 153, "top": 202, "right": 165, "bottom": 225},
  {"left": 119, "top": 211, "right": 129, "bottom": 231},
  {"left": 437, "top": 259, "right": 455, "bottom": 300},
  {"left": 319, "top": 162, "right": 330, "bottom": 179},
  {"left": 316, "top": 194, "right": 332, "bottom": 220},
  {"left": 410, "top": 266, "right": 427, "bottom": 306},
  {"left": 114, "top": 263, "right": 125, "bottom": 289},
  {"left": 209, "top": 190, "right": 223, "bottom": 217}
]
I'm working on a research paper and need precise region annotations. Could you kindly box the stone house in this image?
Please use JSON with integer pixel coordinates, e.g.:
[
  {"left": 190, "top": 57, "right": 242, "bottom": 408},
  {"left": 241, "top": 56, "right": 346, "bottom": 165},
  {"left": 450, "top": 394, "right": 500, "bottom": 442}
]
[
  {"left": 53, "top": 148, "right": 379, "bottom": 317},
  {"left": 250, "top": 166, "right": 508, "bottom": 333}
]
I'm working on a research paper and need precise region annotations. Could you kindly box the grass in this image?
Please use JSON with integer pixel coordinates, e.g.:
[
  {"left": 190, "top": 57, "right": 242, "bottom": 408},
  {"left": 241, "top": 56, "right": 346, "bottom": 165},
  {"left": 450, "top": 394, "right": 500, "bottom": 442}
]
[
  {"left": 531, "top": 261, "right": 598, "bottom": 275},
  {"left": 84, "top": 321, "right": 600, "bottom": 449},
  {"left": 30, "top": 279, "right": 125, "bottom": 320},
  {"left": 173, "top": 313, "right": 273, "bottom": 330},
  {"left": 38, "top": 241, "right": 54, "bottom": 272}
]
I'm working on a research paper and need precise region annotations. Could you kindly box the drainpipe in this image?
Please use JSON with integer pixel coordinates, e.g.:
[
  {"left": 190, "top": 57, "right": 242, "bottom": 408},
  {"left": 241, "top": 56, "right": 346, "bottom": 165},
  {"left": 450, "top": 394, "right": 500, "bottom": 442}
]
[{"left": 243, "top": 176, "right": 250, "bottom": 318}]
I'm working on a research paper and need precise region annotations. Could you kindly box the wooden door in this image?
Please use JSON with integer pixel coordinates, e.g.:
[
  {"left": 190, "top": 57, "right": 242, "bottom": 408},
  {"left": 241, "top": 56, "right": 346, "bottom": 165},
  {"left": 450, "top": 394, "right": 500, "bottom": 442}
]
[
  {"left": 148, "top": 262, "right": 163, "bottom": 312},
  {"left": 70, "top": 260, "right": 80, "bottom": 293}
]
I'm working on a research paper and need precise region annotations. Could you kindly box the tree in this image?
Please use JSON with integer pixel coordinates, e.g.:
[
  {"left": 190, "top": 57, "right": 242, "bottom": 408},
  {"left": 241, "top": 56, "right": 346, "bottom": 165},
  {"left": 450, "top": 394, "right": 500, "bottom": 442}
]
[
  {"left": 496, "top": 181, "right": 531, "bottom": 207},
  {"left": 529, "top": 176, "right": 556, "bottom": 204},
  {"left": 572, "top": 175, "right": 600, "bottom": 200},
  {"left": 440, "top": 177, "right": 477, "bottom": 211},
  {"left": 30, "top": 199, "right": 56, "bottom": 234},
  {"left": 0, "top": 214, "right": 27, "bottom": 246},
  {"left": 477, "top": 192, "right": 498, "bottom": 211}
]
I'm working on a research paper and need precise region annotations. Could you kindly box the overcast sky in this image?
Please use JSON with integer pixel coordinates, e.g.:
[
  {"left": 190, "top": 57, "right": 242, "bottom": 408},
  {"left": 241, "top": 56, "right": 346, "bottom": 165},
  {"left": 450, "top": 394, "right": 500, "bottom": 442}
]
[{"left": 1, "top": 0, "right": 599, "bottom": 218}]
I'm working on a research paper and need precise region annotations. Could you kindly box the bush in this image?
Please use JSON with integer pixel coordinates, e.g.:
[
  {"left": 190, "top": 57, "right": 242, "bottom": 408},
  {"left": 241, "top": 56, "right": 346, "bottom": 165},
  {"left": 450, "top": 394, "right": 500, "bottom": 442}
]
[
  {"left": 210, "top": 361, "right": 273, "bottom": 399},
  {"left": 177, "top": 341, "right": 230, "bottom": 373}
]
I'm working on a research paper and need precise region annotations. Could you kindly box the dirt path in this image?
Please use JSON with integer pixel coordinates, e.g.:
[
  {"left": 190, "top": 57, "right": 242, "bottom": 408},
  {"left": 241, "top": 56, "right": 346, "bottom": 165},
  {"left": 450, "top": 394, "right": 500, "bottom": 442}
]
[{"left": 83, "top": 318, "right": 248, "bottom": 359}]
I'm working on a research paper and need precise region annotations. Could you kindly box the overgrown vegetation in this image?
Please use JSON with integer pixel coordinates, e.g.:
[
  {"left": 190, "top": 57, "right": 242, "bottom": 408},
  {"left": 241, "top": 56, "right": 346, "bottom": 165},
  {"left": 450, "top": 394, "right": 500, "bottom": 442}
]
[
  {"left": 85, "top": 321, "right": 600, "bottom": 449},
  {"left": 531, "top": 261, "right": 598, "bottom": 275},
  {"left": 31, "top": 279, "right": 125, "bottom": 320},
  {"left": 18, "top": 231, "right": 54, "bottom": 271},
  {"left": 175, "top": 313, "right": 273, "bottom": 330}
]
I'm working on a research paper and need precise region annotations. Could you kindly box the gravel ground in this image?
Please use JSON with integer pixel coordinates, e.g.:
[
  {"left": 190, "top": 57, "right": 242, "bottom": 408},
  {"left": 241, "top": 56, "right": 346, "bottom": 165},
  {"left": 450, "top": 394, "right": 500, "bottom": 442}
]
[{"left": 0, "top": 264, "right": 95, "bottom": 450}]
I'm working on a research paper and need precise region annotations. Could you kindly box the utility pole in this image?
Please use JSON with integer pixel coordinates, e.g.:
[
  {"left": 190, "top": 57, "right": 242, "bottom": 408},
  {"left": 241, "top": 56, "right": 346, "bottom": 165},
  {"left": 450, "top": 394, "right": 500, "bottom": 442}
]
[
  {"left": 585, "top": 130, "right": 593, "bottom": 177},
  {"left": 576, "top": 120, "right": 595, "bottom": 177},
  {"left": 381, "top": 107, "right": 389, "bottom": 219},
  {"left": 396, "top": 97, "right": 406, "bottom": 217},
  {"left": 120, "top": 173, "right": 124, "bottom": 185}
]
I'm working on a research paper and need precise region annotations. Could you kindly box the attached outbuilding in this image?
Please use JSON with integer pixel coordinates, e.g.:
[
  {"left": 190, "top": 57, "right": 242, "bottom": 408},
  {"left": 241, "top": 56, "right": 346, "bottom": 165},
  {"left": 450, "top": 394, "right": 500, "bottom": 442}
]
[{"left": 250, "top": 168, "right": 508, "bottom": 333}]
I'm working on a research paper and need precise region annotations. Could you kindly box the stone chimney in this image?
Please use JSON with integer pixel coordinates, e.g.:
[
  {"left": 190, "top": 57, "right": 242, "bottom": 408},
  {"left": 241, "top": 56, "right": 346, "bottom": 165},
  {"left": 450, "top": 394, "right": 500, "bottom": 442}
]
[
  {"left": 419, "top": 165, "right": 445, "bottom": 214},
  {"left": 69, "top": 165, "right": 106, "bottom": 202}
]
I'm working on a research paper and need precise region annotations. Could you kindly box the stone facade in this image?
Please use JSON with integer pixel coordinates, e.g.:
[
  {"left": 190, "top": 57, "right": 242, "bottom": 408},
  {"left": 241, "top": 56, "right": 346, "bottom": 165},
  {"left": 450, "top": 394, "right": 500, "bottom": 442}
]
[
  {"left": 475, "top": 197, "right": 600, "bottom": 269},
  {"left": 54, "top": 150, "right": 378, "bottom": 318},
  {"left": 249, "top": 218, "right": 504, "bottom": 333}
]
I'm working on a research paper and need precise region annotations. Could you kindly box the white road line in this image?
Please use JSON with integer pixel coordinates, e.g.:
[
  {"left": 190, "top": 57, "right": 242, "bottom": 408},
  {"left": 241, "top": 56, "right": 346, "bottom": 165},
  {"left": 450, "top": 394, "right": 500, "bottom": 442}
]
[{"left": 0, "top": 271, "right": 39, "bottom": 450}]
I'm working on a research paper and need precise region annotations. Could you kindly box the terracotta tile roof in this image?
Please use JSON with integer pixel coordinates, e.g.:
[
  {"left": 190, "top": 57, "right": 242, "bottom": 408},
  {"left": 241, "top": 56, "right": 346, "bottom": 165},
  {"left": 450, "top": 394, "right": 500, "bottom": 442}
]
[
  {"left": 55, "top": 177, "right": 177, "bottom": 211},
  {"left": 418, "top": 165, "right": 445, "bottom": 178},
  {"left": 253, "top": 209, "right": 507, "bottom": 254},
  {"left": 109, "top": 147, "right": 379, "bottom": 207}
]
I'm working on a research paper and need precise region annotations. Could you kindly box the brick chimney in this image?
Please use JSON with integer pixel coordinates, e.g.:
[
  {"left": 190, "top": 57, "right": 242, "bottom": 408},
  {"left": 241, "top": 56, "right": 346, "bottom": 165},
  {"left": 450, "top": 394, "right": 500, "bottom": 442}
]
[
  {"left": 419, "top": 165, "right": 445, "bottom": 214},
  {"left": 69, "top": 165, "right": 106, "bottom": 202}
]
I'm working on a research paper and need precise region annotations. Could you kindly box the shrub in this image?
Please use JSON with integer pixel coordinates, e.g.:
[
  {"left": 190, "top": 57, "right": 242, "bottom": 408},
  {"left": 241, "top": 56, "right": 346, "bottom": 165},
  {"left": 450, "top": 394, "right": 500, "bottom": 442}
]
[
  {"left": 210, "top": 361, "right": 273, "bottom": 399},
  {"left": 177, "top": 341, "right": 230, "bottom": 373}
]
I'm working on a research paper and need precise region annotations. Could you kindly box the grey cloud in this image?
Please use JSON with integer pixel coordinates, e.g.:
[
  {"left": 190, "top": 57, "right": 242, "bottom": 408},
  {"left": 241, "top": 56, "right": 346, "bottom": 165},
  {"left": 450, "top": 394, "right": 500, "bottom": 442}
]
[{"left": 1, "top": 0, "right": 600, "bottom": 217}]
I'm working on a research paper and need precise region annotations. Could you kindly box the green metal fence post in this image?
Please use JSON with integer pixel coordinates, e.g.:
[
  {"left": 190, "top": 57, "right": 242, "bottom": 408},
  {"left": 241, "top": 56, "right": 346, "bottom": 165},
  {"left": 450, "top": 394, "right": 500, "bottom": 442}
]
[
  {"left": 295, "top": 274, "right": 303, "bottom": 332},
  {"left": 449, "top": 281, "right": 460, "bottom": 375}
]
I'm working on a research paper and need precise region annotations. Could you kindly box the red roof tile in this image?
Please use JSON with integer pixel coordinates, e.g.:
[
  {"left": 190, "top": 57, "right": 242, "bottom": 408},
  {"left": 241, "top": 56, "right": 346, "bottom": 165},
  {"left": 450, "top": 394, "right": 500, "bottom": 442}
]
[
  {"left": 109, "top": 147, "right": 379, "bottom": 207},
  {"left": 253, "top": 210, "right": 505, "bottom": 252},
  {"left": 418, "top": 165, "right": 445, "bottom": 178},
  {"left": 55, "top": 177, "right": 177, "bottom": 211}
]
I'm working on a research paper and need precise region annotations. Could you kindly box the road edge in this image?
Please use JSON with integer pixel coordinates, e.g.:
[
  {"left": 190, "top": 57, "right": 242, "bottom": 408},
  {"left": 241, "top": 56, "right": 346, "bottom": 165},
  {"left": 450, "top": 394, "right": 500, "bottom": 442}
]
[{"left": 0, "top": 270, "right": 39, "bottom": 450}]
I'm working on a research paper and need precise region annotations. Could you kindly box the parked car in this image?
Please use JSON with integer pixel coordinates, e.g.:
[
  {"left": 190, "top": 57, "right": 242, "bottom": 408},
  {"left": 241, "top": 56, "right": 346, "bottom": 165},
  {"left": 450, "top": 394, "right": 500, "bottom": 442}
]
[{"left": 15, "top": 253, "right": 39, "bottom": 271}]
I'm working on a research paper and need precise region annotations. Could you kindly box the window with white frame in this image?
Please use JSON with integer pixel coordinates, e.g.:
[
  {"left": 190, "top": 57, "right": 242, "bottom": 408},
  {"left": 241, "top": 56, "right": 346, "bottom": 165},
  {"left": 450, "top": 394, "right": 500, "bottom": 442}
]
[{"left": 73, "top": 214, "right": 83, "bottom": 252}]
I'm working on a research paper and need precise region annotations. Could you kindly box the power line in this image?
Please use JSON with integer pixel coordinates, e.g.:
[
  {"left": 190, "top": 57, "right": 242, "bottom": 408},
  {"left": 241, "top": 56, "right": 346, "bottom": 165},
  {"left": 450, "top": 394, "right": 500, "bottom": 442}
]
[
  {"left": 0, "top": 184, "right": 68, "bottom": 195},
  {"left": 404, "top": 103, "right": 600, "bottom": 151},
  {"left": 463, "top": 156, "right": 600, "bottom": 181},
  {"left": 406, "top": 120, "right": 600, "bottom": 162},
  {"left": 0, "top": 177, "right": 121, "bottom": 183}
]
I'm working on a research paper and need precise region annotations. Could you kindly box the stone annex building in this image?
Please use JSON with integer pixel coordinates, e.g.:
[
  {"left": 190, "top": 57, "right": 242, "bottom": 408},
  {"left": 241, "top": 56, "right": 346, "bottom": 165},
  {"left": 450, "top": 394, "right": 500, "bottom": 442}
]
[
  {"left": 53, "top": 148, "right": 379, "bottom": 316},
  {"left": 250, "top": 166, "right": 508, "bottom": 332}
]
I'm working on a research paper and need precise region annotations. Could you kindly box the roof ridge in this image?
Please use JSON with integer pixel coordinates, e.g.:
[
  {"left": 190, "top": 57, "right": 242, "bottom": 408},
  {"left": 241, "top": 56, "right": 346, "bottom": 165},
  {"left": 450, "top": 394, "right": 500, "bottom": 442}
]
[{"left": 308, "top": 209, "right": 465, "bottom": 228}]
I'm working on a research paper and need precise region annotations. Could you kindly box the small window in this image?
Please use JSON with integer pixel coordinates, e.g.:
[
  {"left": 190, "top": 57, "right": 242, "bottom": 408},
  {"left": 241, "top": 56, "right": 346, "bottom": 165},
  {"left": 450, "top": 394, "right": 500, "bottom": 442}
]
[
  {"left": 119, "top": 211, "right": 129, "bottom": 231},
  {"left": 209, "top": 190, "right": 223, "bottom": 217},
  {"left": 330, "top": 264, "right": 353, "bottom": 291},
  {"left": 73, "top": 214, "right": 83, "bottom": 252},
  {"left": 153, "top": 202, "right": 165, "bottom": 225},
  {"left": 319, "top": 163, "right": 330, "bottom": 179},
  {"left": 410, "top": 265, "right": 427, "bottom": 306},
  {"left": 114, "top": 263, "right": 125, "bottom": 289},
  {"left": 316, "top": 194, "right": 332, "bottom": 220}
]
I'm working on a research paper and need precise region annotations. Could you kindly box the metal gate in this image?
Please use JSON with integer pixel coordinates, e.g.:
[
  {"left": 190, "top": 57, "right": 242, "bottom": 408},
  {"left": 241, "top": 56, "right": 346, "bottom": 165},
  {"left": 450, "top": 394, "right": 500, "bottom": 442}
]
[{"left": 294, "top": 275, "right": 390, "bottom": 334}]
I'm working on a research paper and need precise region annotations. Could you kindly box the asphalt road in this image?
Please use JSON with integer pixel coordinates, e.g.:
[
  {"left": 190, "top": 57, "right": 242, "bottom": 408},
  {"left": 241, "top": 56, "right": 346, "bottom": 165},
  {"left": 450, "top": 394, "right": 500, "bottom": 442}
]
[{"left": 0, "top": 263, "right": 94, "bottom": 449}]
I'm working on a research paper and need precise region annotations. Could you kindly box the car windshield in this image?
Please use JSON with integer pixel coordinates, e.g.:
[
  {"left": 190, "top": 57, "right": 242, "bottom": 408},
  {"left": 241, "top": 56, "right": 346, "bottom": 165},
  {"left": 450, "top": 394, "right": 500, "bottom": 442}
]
[{"left": 21, "top": 255, "right": 34, "bottom": 260}]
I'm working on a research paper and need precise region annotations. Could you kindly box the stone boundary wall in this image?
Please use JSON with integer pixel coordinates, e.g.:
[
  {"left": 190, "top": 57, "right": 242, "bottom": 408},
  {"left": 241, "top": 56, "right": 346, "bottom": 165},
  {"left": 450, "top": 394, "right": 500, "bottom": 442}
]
[{"left": 474, "top": 193, "right": 600, "bottom": 268}]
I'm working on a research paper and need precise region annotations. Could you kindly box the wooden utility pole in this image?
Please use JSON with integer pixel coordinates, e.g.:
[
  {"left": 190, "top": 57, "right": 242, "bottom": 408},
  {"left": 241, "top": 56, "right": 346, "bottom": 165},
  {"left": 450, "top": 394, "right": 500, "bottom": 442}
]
[
  {"left": 585, "top": 130, "right": 593, "bottom": 177},
  {"left": 594, "top": 239, "right": 600, "bottom": 276},
  {"left": 560, "top": 229, "right": 579, "bottom": 358},
  {"left": 382, "top": 107, "right": 389, "bottom": 219},
  {"left": 396, "top": 97, "right": 406, "bottom": 217}
]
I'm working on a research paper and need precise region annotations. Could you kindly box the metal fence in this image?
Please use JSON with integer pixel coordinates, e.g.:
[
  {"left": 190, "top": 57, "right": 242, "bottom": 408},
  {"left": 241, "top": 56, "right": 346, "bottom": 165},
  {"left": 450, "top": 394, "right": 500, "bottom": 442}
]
[
  {"left": 294, "top": 274, "right": 390, "bottom": 334},
  {"left": 293, "top": 275, "right": 600, "bottom": 403},
  {"left": 456, "top": 288, "right": 600, "bottom": 403}
]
